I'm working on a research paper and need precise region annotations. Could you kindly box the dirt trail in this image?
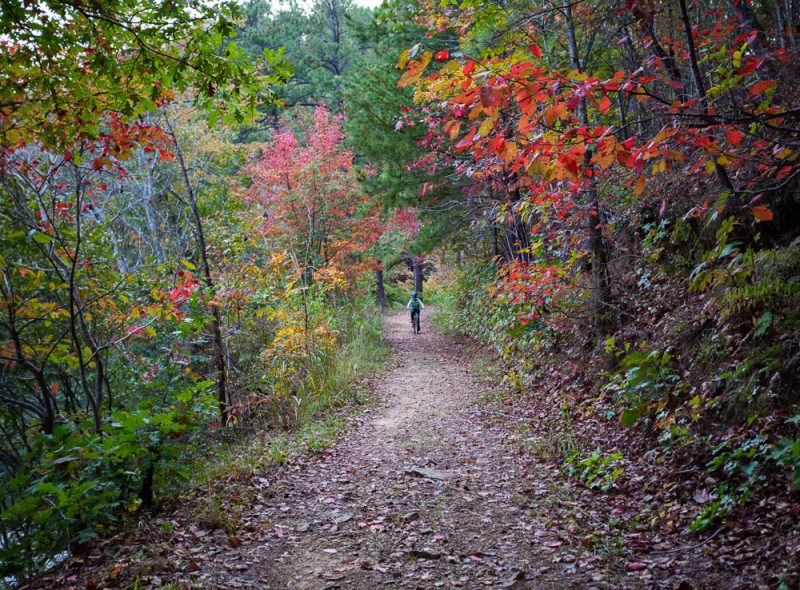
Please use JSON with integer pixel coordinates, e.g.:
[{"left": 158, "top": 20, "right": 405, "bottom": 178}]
[
  {"left": 27, "top": 309, "right": 769, "bottom": 590},
  {"left": 184, "top": 310, "right": 595, "bottom": 589}
]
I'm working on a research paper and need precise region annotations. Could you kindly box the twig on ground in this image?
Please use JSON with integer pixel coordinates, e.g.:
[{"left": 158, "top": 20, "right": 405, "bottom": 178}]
[
  {"left": 648, "top": 528, "right": 724, "bottom": 555},
  {"left": 462, "top": 409, "right": 528, "bottom": 421}
]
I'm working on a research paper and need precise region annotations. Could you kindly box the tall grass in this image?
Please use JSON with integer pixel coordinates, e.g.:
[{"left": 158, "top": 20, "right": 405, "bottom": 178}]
[
  {"left": 195, "top": 300, "right": 389, "bottom": 485},
  {"left": 297, "top": 302, "right": 388, "bottom": 420}
]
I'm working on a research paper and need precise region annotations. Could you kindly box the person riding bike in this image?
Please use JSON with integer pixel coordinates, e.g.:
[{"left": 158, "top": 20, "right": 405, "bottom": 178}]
[{"left": 407, "top": 291, "right": 424, "bottom": 333}]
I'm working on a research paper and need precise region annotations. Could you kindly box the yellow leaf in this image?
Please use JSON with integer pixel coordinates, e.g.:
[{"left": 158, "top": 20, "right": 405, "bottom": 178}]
[
  {"left": 478, "top": 118, "right": 494, "bottom": 137},
  {"left": 439, "top": 60, "right": 462, "bottom": 75},
  {"left": 397, "top": 48, "right": 411, "bottom": 70}
]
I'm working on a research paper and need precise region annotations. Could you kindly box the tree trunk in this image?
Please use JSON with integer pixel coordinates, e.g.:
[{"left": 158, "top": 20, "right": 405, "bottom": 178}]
[
  {"left": 375, "top": 267, "right": 385, "bottom": 311},
  {"left": 139, "top": 455, "right": 155, "bottom": 509},
  {"left": 787, "top": 0, "right": 797, "bottom": 49},
  {"left": 643, "top": 19, "right": 688, "bottom": 102},
  {"left": 678, "top": 0, "right": 739, "bottom": 210},
  {"left": 491, "top": 220, "right": 500, "bottom": 263},
  {"left": 165, "top": 112, "right": 229, "bottom": 425},
  {"left": 565, "top": 1, "right": 612, "bottom": 339},
  {"left": 412, "top": 258, "right": 424, "bottom": 294},
  {"left": 777, "top": 1, "right": 788, "bottom": 49}
]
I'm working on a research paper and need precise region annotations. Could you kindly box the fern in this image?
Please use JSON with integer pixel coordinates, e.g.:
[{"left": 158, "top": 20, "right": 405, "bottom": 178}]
[{"left": 720, "top": 245, "right": 800, "bottom": 319}]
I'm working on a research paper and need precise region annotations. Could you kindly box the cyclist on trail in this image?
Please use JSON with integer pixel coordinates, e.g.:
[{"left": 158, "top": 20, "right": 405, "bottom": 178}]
[{"left": 407, "top": 291, "right": 424, "bottom": 334}]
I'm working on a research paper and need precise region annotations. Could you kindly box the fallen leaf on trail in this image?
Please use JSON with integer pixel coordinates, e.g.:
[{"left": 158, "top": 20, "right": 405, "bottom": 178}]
[
  {"left": 501, "top": 570, "right": 525, "bottom": 588},
  {"left": 545, "top": 541, "right": 563, "bottom": 548},
  {"left": 323, "top": 572, "right": 345, "bottom": 581},
  {"left": 405, "top": 467, "right": 456, "bottom": 480},
  {"left": 627, "top": 562, "right": 648, "bottom": 571},
  {"left": 693, "top": 488, "right": 710, "bottom": 505}
]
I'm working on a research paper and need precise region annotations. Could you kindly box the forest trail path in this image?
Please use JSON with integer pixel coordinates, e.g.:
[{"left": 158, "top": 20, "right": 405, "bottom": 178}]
[{"left": 198, "top": 310, "right": 589, "bottom": 589}]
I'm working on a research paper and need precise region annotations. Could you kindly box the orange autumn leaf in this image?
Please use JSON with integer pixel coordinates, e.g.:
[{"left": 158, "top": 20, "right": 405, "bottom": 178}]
[
  {"left": 752, "top": 205, "right": 774, "bottom": 222},
  {"left": 634, "top": 176, "right": 646, "bottom": 197},
  {"left": 398, "top": 52, "right": 432, "bottom": 88}
]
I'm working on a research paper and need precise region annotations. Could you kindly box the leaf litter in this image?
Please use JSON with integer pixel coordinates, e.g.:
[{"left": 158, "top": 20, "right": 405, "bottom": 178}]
[{"left": 20, "top": 311, "right": 785, "bottom": 589}]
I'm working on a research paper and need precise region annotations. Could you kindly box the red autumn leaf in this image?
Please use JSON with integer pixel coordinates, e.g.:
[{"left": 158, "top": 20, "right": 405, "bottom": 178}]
[
  {"left": 529, "top": 44, "right": 542, "bottom": 58},
  {"left": 454, "top": 126, "right": 477, "bottom": 151},
  {"left": 597, "top": 94, "right": 612, "bottom": 114},
  {"left": 564, "top": 156, "right": 579, "bottom": 177},
  {"left": 725, "top": 129, "right": 745, "bottom": 146},
  {"left": 480, "top": 86, "right": 500, "bottom": 108},
  {"left": 736, "top": 56, "right": 763, "bottom": 76},
  {"left": 463, "top": 61, "right": 475, "bottom": 76},
  {"left": 616, "top": 149, "right": 635, "bottom": 168},
  {"left": 749, "top": 80, "right": 777, "bottom": 95},
  {"left": 752, "top": 205, "right": 774, "bottom": 222},
  {"left": 434, "top": 50, "right": 449, "bottom": 62}
]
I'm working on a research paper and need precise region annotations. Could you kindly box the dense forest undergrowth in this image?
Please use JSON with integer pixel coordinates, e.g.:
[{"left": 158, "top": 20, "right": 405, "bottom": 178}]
[
  {"left": 429, "top": 187, "right": 800, "bottom": 586},
  {"left": 2, "top": 0, "right": 800, "bottom": 587}
]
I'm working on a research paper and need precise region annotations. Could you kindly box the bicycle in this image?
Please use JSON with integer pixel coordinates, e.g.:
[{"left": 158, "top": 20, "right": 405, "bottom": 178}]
[{"left": 410, "top": 309, "right": 421, "bottom": 334}]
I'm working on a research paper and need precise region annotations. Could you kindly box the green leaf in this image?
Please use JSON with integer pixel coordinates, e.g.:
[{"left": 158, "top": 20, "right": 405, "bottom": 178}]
[
  {"left": 620, "top": 408, "right": 640, "bottom": 428},
  {"left": 30, "top": 230, "right": 53, "bottom": 244},
  {"left": 754, "top": 311, "right": 772, "bottom": 337}
]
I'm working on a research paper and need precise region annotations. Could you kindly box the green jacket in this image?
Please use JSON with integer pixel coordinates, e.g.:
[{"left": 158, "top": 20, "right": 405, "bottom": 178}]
[{"left": 407, "top": 297, "right": 424, "bottom": 311}]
